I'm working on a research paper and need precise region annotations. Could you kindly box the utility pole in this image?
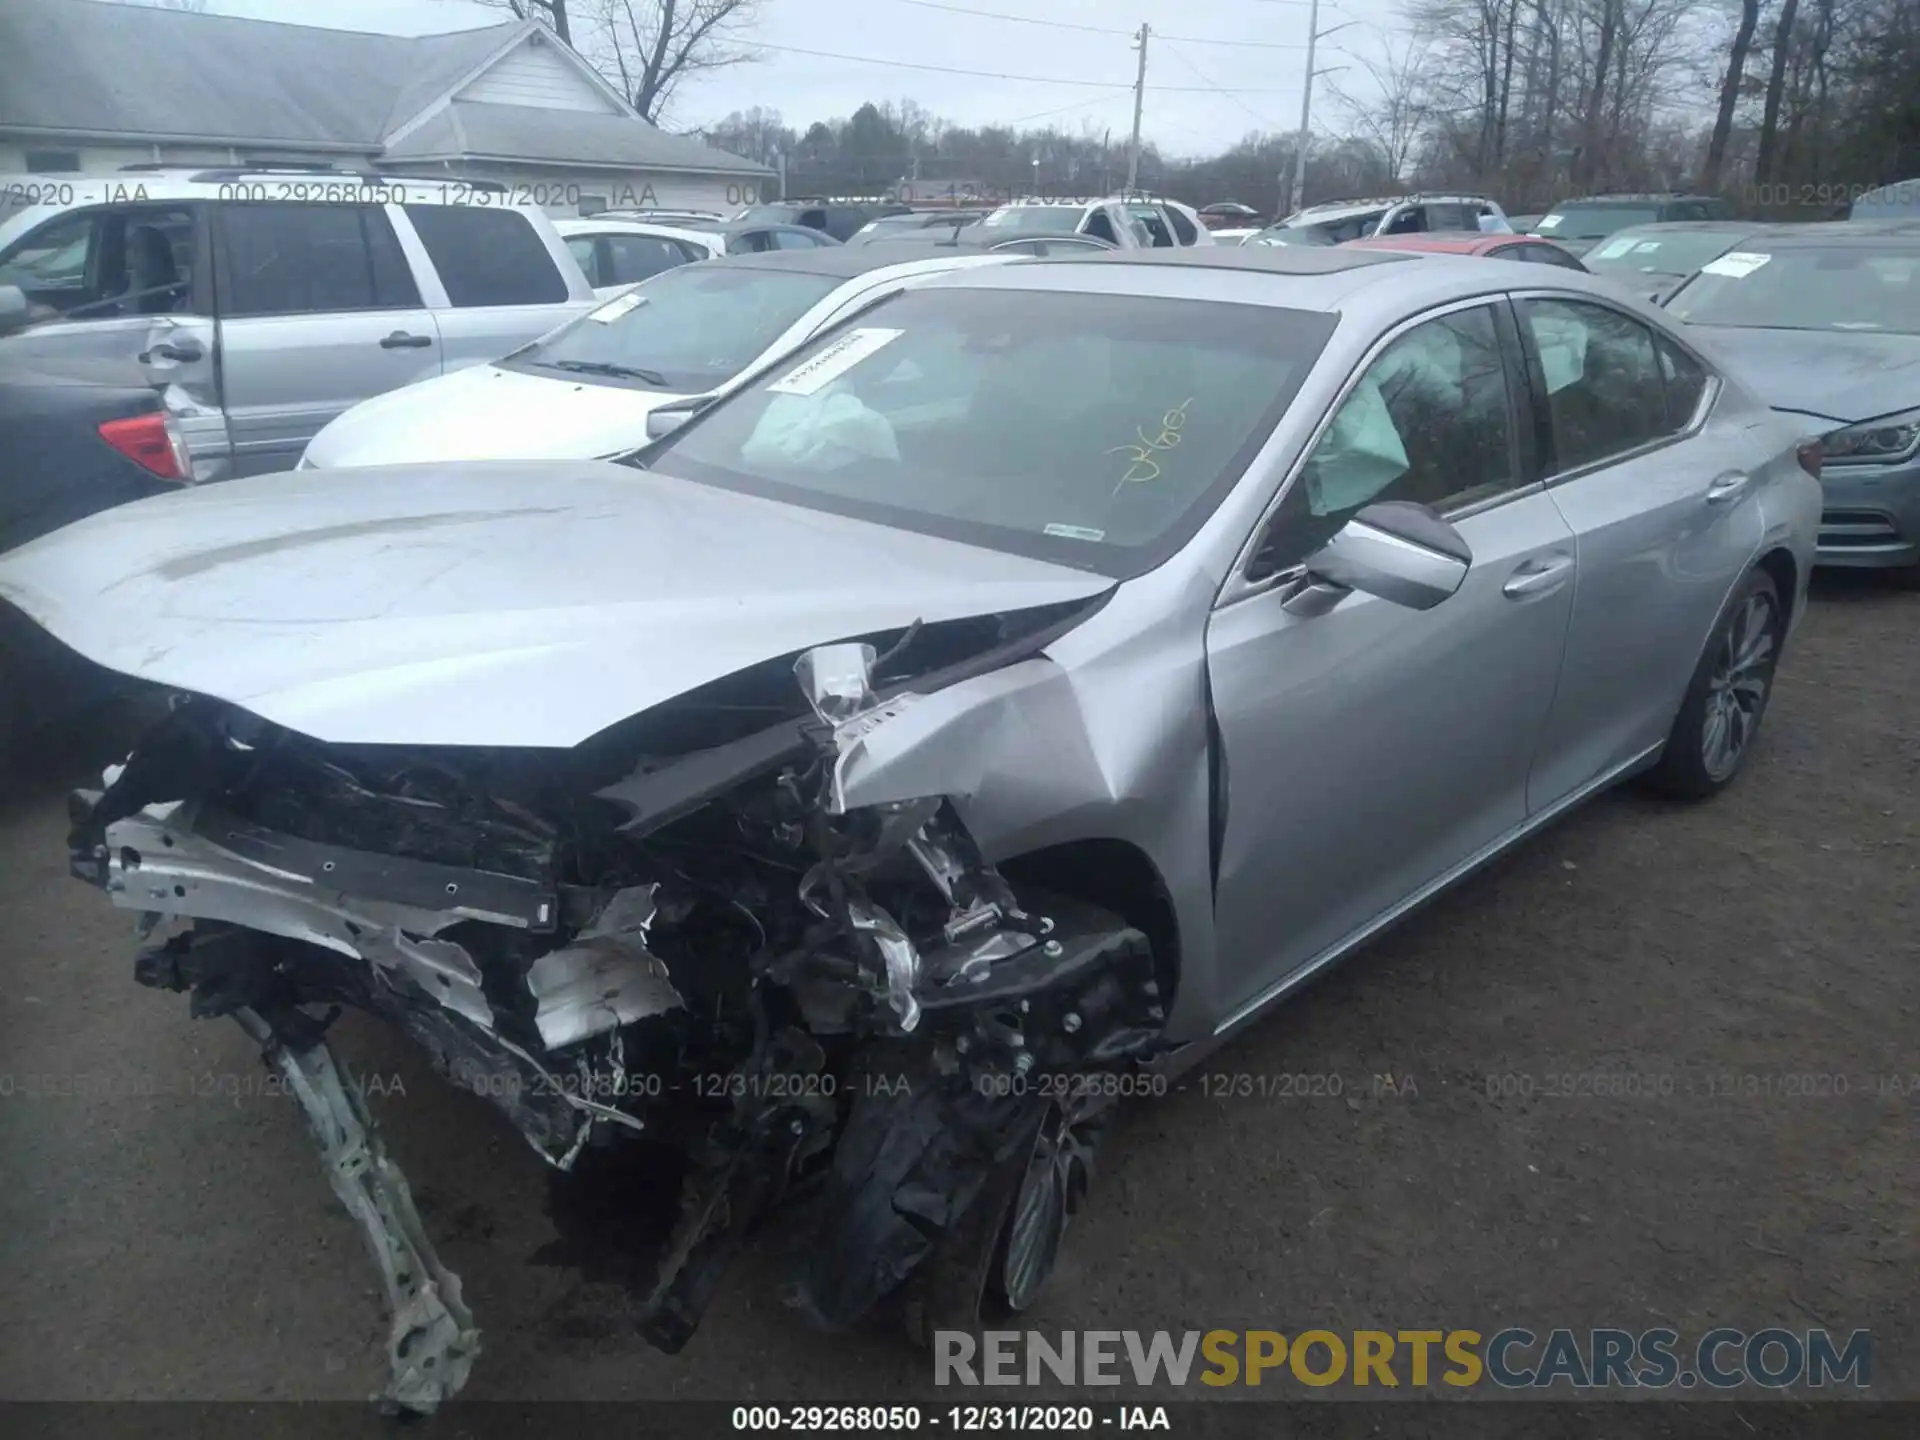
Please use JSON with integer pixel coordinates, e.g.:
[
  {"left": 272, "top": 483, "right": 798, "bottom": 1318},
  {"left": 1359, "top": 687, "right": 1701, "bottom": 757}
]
[
  {"left": 1287, "top": 0, "right": 1318, "bottom": 217},
  {"left": 1125, "top": 23, "right": 1150, "bottom": 194}
]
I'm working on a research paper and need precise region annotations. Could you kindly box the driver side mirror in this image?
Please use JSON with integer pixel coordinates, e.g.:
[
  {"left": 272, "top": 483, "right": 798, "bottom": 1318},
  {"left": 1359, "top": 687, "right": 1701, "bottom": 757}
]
[
  {"left": 1299, "top": 500, "right": 1473, "bottom": 611},
  {"left": 644, "top": 395, "right": 713, "bottom": 440},
  {"left": 0, "top": 284, "right": 29, "bottom": 337}
]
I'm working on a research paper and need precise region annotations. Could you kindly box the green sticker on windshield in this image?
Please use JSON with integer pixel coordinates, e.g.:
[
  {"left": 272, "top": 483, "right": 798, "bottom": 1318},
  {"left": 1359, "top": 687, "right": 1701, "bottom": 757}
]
[{"left": 1108, "top": 397, "right": 1194, "bottom": 493}]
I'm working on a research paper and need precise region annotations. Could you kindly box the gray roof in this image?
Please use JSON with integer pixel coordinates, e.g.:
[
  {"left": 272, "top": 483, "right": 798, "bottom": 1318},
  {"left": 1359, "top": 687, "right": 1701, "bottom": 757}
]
[
  {"left": 707, "top": 241, "right": 990, "bottom": 280},
  {"left": 1088, "top": 246, "right": 1414, "bottom": 275},
  {"left": 0, "top": 0, "right": 767, "bottom": 177},
  {"left": 385, "top": 102, "right": 769, "bottom": 176}
]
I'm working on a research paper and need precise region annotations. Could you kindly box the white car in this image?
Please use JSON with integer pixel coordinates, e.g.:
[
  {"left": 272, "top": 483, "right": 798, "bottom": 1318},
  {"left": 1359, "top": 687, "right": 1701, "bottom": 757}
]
[
  {"left": 553, "top": 217, "right": 723, "bottom": 299},
  {"left": 298, "top": 244, "right": 1023, "bottom": 468}
]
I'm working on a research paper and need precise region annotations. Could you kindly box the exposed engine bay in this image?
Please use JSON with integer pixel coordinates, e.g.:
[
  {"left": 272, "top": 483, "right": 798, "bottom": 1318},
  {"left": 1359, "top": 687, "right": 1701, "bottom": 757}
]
[{"left": 67, "top": 601, "right": 1167, "bottom": 1412}]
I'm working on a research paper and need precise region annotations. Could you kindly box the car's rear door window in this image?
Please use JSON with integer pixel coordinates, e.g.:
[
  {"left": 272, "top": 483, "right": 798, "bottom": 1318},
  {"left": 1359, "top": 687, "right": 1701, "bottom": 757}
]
[
  {"left": 402, "top": 205, "right": 568, "bottom": 307},
  {"left": 218, "top": 203, "right": 418, "bottom": 316},
  {"left": 1519, "top": 298, "right": 1675, "bottom": 469}
]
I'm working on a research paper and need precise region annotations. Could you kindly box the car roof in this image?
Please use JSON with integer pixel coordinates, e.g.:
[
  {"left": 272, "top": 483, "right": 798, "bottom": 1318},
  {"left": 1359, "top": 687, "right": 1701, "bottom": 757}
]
[
  {"left": 1718, "top": 220, "right": 1920, "bottom": 246},
  {"left": 907, "top": 241, "right": 1637, "bottom": 328},
  {"left": 1084, "top": 246, "right": 1411, "bottom": 275},
  {"left": 858, "top": 228, "right": 1106, "bottom": 251},
  {"left": 1588, "top": 219, "right": 1763, "bottom": 235},
  {"left": 1548, "top": 194, "right": 1714, "bottom": 207},
  {"left": 696, "top": 240, "right": 1018, "bottom": 281},
  {"left": 1344, "top": 234, "right": 1520, "bottom": 255}
]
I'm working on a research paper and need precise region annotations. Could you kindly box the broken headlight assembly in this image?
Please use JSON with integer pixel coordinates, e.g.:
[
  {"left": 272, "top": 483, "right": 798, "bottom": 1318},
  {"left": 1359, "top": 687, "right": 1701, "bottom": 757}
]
[{"left": 67, "top": 630, "right": 1166, "bottom": 1412}]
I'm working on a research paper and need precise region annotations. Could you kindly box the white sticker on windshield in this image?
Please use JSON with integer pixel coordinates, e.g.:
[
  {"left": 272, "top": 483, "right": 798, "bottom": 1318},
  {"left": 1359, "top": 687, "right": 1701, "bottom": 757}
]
[
  {"left": 1632, "top": 240, "right": 1664, "bottom": 254},
  {"left": 1044, "top": 523, "right": 1107, "bottom": 541},
  {"left": 1701, "top": 251, "right": 1772, "bottom": 278},
  {"left": 1535, "top": 214, "right": 1562, "bottom": 230},
  {"left": 768, "top": 327, "right": 905, "bottom": 395},
  {"left": 588, "top": 290, "right": 647, "bottom": 323},
  {"left": 1591, "top": 235, "right": 1639, "bottom": 260}
]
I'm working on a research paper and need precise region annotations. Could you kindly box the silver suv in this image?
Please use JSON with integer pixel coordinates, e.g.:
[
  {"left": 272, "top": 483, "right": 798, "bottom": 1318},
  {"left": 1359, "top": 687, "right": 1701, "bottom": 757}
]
[
  {"left": 977, "top": 195, "right": 1214, "bottom": 249},
  {"left": 0, "top": 168, "right": 597, "bottom": 479},
  {"left": 1254, "top": 193, "right": 1512, "bottom": 246}
]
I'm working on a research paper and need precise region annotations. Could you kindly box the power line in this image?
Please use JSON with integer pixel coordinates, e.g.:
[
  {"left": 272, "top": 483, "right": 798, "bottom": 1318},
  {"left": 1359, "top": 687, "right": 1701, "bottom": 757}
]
[
  {"left": 739, "top": 39, "right": 1298, "bottom": 90},
  {"left": 1156, "top": 39, "right": 1287, "bottom": 132},
  {"left": 1005, "top": 88, "right": 1139, "bottom": 125},
  {"left": 887, "top": 0, "right": 1316, "bottom": 49}
]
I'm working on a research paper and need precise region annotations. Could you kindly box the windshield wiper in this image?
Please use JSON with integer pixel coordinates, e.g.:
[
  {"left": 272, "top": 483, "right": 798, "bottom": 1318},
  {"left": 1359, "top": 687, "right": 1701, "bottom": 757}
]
[{"left": 536, "top": 359, "right": 670, "bottom": 386}]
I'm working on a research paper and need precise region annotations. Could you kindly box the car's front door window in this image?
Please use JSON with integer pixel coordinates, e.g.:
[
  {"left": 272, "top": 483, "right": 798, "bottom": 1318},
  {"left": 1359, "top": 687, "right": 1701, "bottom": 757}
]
[
  {"left": 0, "top": 206, "right": 197, "bottom": 320},
  {"left": 1258, "top": 304, "right": 1520, "bottom": 572}
]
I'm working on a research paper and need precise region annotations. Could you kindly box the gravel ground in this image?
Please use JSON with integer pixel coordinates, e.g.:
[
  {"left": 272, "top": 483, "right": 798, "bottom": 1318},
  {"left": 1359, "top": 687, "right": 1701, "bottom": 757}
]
[{"left": 0, "top": 574, "right": 1914, "bottom": 1411}]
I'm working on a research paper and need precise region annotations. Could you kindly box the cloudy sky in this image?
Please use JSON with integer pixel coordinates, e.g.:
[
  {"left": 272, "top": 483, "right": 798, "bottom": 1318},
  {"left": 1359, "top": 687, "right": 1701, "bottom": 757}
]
[{"left": 168, "top": 0, "right": 1412, "bottom": 156}]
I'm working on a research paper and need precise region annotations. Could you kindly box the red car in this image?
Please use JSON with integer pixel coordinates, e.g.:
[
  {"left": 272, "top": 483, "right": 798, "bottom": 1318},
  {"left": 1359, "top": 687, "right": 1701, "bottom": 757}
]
[{"left": 1342, "top": 232, "right": 1589, "bottom": 270}]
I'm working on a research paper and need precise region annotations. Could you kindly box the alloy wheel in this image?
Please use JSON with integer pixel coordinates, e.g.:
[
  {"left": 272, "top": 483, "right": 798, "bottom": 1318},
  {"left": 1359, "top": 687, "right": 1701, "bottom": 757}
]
[
  {"left": 998, "top": 1100, "right": 1095, "bottom": 1311},
  {"left": 1701, "top": 591, "right": 1778, "bottom": 781}
]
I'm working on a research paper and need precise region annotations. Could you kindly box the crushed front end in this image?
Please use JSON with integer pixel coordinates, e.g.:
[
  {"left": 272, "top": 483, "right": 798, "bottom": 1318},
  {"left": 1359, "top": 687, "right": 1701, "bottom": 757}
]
[{"left": 69, "top": 617, "right": 1164, "bottom": 1410}]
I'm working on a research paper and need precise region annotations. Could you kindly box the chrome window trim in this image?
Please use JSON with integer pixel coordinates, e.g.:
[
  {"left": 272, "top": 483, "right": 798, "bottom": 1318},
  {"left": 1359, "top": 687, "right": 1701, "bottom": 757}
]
[
  {"left": 1214, "top": 290, "right": 1533, "bottom": 610},
  {"left": 1505, "top": 287, "right": 1722, "bottom": 484}
]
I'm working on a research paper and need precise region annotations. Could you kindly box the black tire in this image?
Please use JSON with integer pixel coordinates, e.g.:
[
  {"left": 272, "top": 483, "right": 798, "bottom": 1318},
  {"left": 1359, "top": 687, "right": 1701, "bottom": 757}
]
[
  {"left": 1643, "top": 568, "right": 1784, "bottom": 801},
  {"left": 0, "top": 635, "right": 29, "bottom": 777},
  {"left": 900, "top": 1096, "right": 1103, "bottom": 1348}
]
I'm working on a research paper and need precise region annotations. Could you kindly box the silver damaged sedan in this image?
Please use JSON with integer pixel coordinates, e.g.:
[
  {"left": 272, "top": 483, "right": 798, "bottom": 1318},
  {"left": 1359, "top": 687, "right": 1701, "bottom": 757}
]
[{"left": 0, "top": 247, "right": 1821, "bottom": 1410}]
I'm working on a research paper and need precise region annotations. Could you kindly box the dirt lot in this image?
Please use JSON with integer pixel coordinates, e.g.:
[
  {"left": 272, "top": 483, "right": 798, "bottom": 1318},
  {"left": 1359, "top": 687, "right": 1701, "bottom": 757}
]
[{"left": 0, "top": 575, "right": 1914, "bottom": 1411}]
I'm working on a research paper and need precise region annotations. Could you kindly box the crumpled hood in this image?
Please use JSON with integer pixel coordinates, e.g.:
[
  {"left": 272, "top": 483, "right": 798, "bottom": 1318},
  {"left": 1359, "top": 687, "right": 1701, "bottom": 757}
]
[
  {"left": 302, "top": 363, "right": 689, "bottom": 467},
  {"left": 1689, "top": 326, "right": 1920, "bottom": 426},
  {"left": 0, "top": 461, "right": 1111, "bottom": 748}
]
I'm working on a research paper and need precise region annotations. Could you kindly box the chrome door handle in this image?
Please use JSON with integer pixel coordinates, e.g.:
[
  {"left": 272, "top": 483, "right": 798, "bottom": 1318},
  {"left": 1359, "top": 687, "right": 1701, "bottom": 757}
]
[
  {"left": 138, "top": 338, "right": 203, "bottom": 364},
  {"left": 1706, "top": 470, "right": 1752, "bottom": 505},
  {"left": 1502, "top": 554, "right": 1574, "bottom": 599}
]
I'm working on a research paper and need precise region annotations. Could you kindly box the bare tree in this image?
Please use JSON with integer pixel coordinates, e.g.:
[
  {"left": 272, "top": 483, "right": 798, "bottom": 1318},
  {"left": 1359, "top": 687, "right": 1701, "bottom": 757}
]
[
  {"left": 1326, "top": 39, "right": 1434, "bottom": 184},
  {"left": 478, "top": 1, "right": 764, "bottom": 123},
  {"left": 1754, "top": 0, "right": 1803, "bottom": 181},
  {"left": 595, "top": 1, "right": 763, "bottom": 123},
  {"left": 1701, "top": 0, "right": 1762, "bottom": 187},
  {"left": 487, "top": 0, "right": 574, "bottom": 44}
]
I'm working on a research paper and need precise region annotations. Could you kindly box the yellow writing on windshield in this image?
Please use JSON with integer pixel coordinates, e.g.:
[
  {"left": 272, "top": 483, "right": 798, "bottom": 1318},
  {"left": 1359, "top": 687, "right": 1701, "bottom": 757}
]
[{"left": 1109, "top": 397, "right": 1194, "bottom": 493}]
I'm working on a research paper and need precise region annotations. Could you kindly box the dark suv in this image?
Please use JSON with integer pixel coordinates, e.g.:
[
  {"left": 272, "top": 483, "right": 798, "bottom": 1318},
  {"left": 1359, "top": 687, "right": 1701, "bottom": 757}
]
[
  {"left": 733, "top": 200, "right": 912, "bottom": 242},
  {"left": 1528, "top": 193, "right": 1732, "bottom": 256}
]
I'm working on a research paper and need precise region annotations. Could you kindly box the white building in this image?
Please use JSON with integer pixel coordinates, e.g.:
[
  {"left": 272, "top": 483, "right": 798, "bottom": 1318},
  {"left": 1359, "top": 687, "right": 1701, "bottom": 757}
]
[{"left": 0, "top": 0, "right": 771, "bottom": 215}]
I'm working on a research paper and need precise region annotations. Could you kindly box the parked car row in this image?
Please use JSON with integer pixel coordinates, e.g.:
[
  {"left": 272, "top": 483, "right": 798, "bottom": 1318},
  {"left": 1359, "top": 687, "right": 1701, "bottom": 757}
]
[
  {"left": 0, "top": 168, "right": 599, "bottom": 480},
  {"left": 0, "top": 239, "right": 1827, "bottom": 1415}
]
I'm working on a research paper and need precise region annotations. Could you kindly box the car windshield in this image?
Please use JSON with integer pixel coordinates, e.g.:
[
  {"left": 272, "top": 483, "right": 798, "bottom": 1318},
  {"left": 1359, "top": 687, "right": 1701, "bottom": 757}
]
[
  {"left": 508, "top": 265, "right": 842, "bottom": 391},
  {"left": 1582, "top": 229, "right": 1745, "bottom": 278},
  {"left": 640, "top": 286, "right": 1337, "bottom": 576},
  {"left": 981, "top": 206, "right": 1087, "bottom": 234},
  {"left": 1533, "top": 205, "right": 1661, "bottom": 239},
  {"left": 1666, "top": 246, "right": 1920, "bottom": 333}
]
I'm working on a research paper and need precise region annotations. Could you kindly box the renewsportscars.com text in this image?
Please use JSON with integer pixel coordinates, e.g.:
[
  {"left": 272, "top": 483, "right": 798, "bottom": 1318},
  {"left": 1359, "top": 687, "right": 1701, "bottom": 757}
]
[{"left": 934, "top": 1328, "right": 1871, "bottom": 1390}]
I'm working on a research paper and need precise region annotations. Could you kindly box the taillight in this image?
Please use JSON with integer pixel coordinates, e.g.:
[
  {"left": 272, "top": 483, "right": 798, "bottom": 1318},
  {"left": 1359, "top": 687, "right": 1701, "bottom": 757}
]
[
  {"left": 1795, "top": 438, "right": 1823, "bottom": 478},
  {"left": 98, "top": 412, "right": 184, "bottom": 481}
]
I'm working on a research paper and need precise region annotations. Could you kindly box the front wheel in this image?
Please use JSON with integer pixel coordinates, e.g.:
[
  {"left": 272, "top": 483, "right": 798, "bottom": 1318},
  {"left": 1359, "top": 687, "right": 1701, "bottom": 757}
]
[
  {"left": 901, "top": 1094, "right": 1105, "bottom": 1347},
  {"left": 1644, "top": 569, "right": 1784, "bottom": 800}
]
